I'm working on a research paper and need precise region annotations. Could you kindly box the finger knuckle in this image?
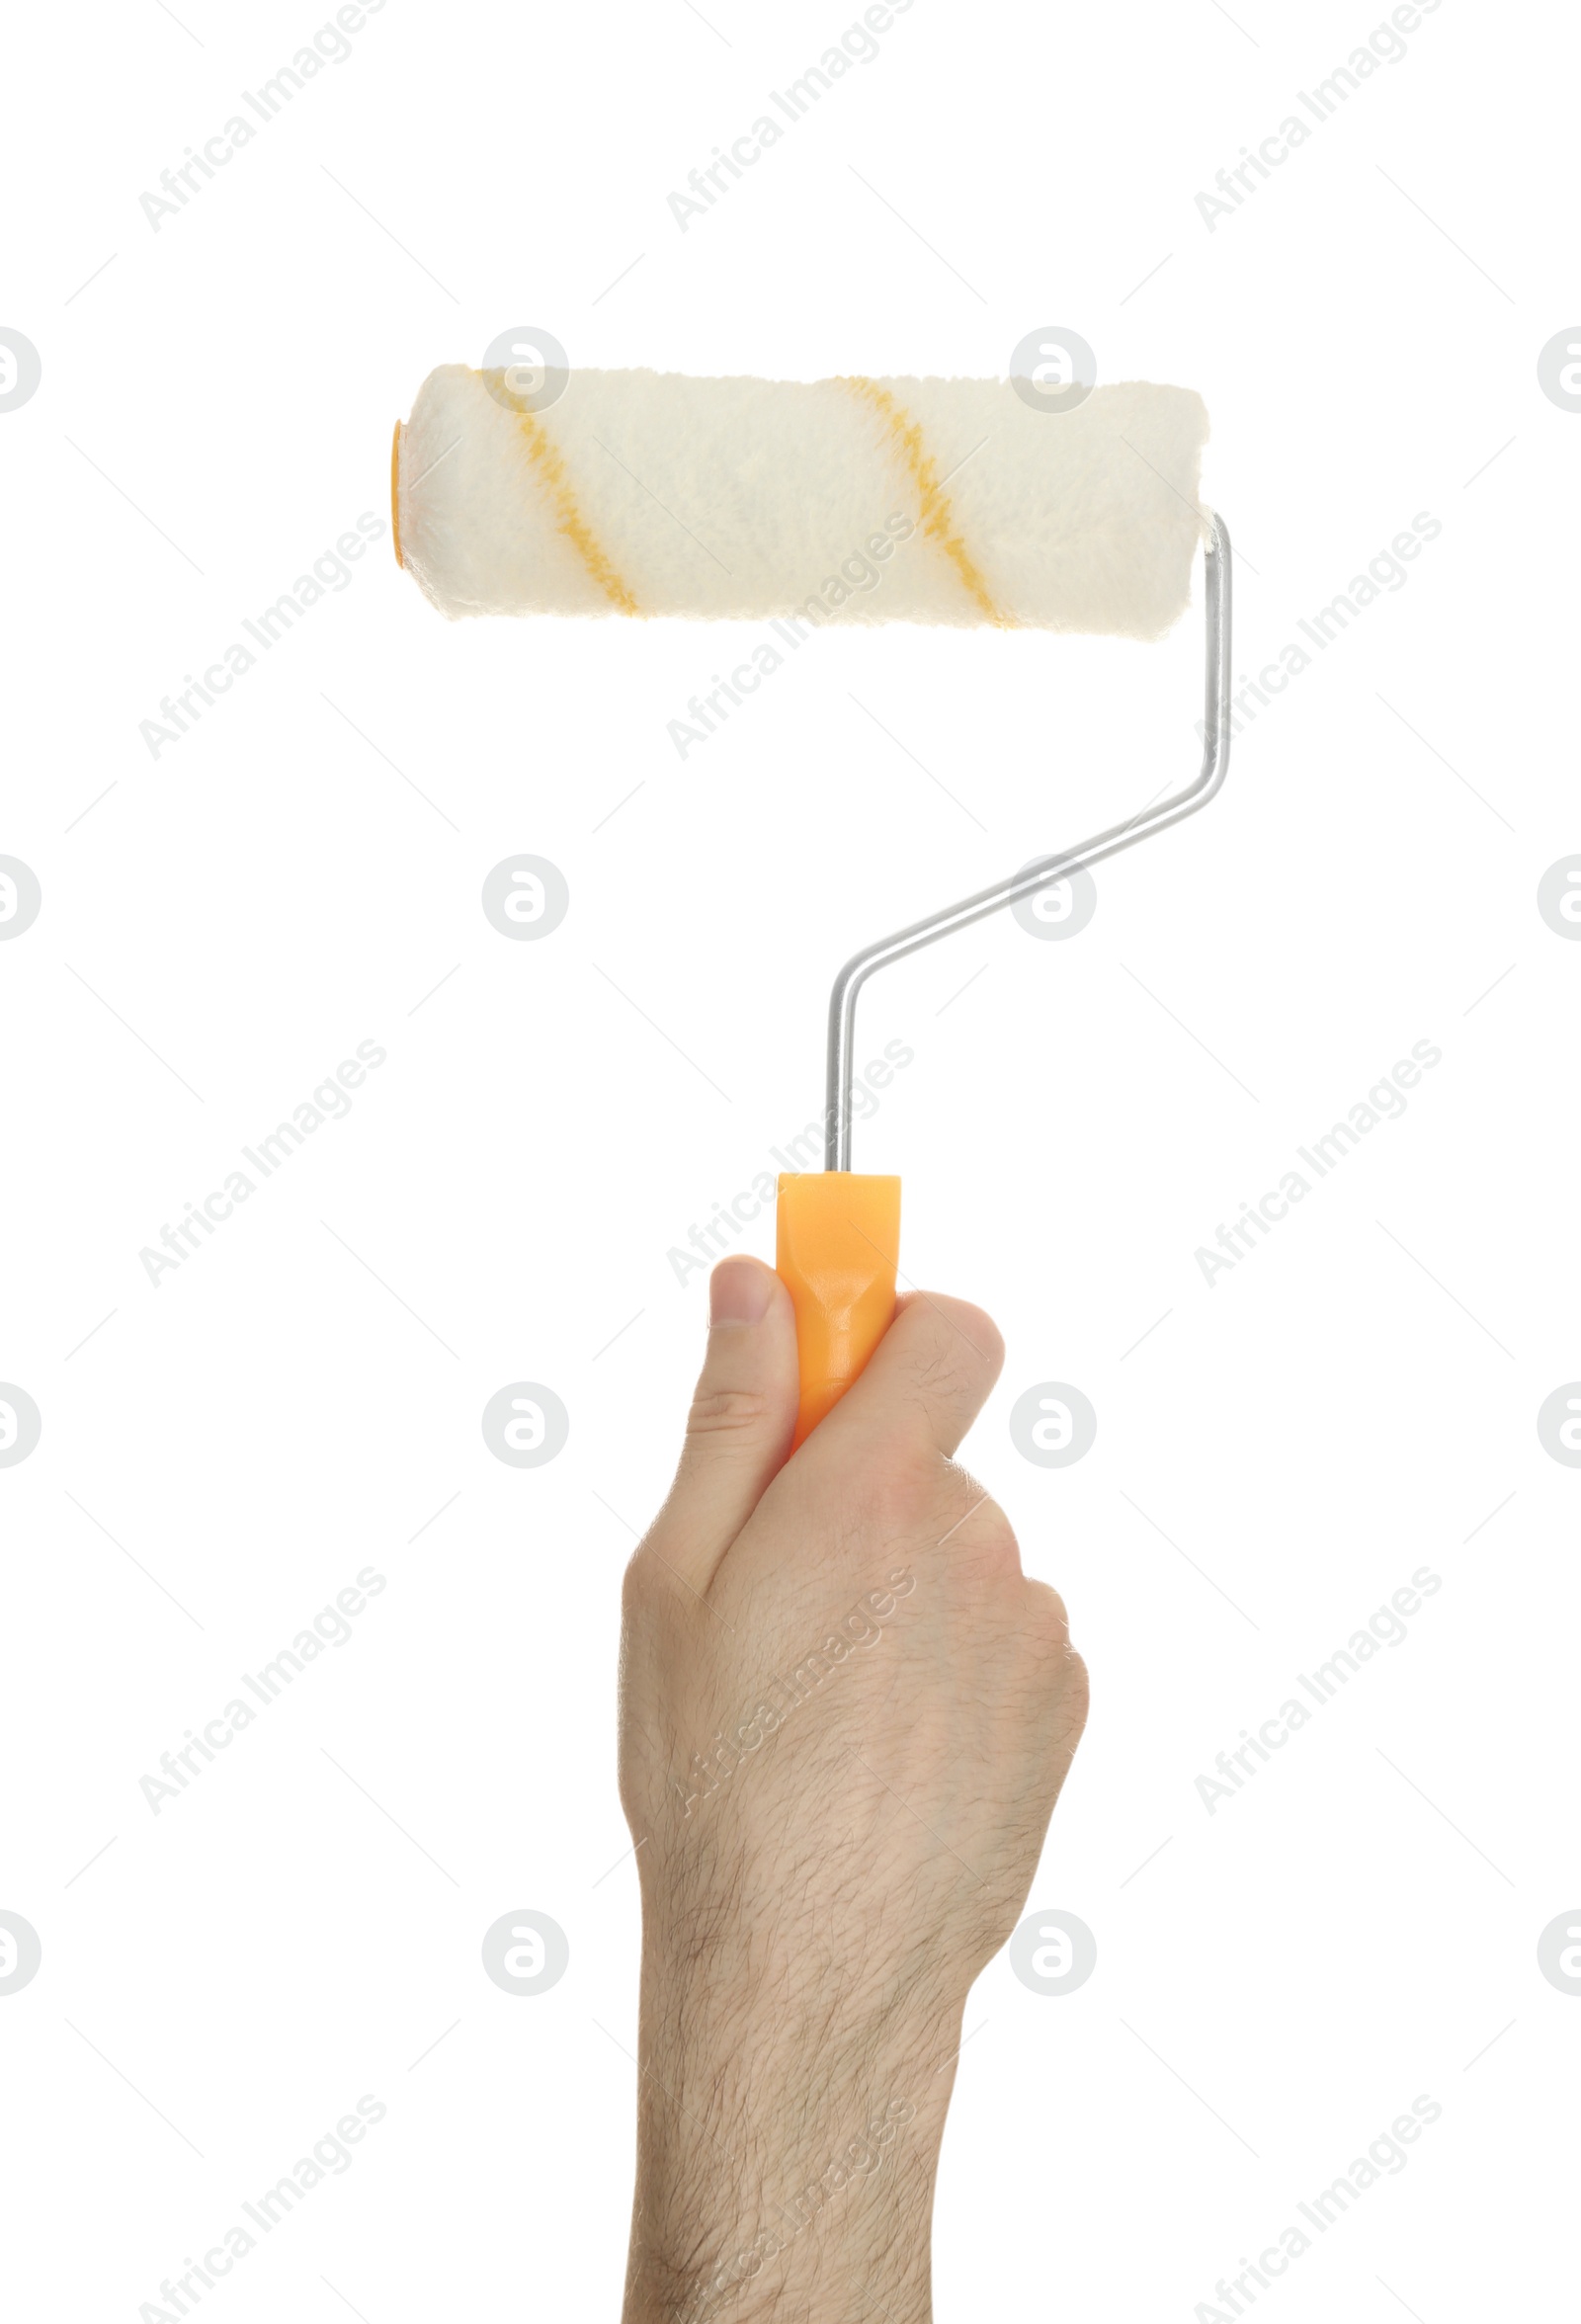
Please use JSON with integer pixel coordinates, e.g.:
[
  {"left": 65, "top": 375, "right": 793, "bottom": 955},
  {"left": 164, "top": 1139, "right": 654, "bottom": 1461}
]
[
  {"left": 950, "top": 1298, "right": 1006, "bottom": 1376},
  {"left": 1024, "top": 1591, "right": 1089, "bottom": 1722},
  {"left": 916, "top": 1340, "right": 990, "bottom": 1416},
  {"left": 621, "top": 1547, "right": 660, "bottom": 1620},
  {"left": 912, "top": 1295, "right": 1005, "bottom": 1383},
  {"left": 958, "top": 1501, "right": 1021, "bottom": 1578},
  {"left": 1056, "top": 1646, "right": 1092, "bottom": 1736},
  {"left": 1023, "top": 1576, "right": 1073, "bottom": 1637},
  {"left": 686, "top": 1385, "right": 773, "bottom": 1439}
]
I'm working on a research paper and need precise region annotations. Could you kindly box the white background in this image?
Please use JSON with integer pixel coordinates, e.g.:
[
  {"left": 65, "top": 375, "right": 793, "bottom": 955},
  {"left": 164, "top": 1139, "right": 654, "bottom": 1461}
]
[{"left": 3, "top": 0, "right": 1578, "bottom": 2316}]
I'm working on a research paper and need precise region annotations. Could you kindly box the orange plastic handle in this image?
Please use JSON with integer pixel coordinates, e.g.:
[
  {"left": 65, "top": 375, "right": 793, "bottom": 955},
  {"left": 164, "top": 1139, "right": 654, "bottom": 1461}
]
[{"left": 776, "top": 1172, "right": 901, "bottom": 1448}]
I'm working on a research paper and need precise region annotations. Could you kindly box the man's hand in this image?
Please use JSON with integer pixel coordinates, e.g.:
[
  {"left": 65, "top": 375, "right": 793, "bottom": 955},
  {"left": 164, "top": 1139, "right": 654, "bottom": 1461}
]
[{"left": 619, "top": 1255, "right": 1088, "bottom": 2323}]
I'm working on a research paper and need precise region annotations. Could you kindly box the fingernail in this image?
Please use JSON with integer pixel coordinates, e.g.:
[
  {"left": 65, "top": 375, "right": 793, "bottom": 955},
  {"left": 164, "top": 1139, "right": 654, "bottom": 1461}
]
[{"left": 710, "top": 1259, "right": 772, "bottom": 1326}]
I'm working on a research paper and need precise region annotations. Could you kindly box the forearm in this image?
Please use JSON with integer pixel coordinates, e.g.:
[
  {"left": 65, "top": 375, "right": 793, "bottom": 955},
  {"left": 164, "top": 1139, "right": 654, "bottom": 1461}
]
[{"left": 622, "top": 1944, "right": 957, "bottom": 2324}]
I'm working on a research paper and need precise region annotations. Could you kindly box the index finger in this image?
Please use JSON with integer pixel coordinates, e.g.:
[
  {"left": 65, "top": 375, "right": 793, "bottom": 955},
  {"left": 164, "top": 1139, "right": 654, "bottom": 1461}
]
[{"left": 800, "top": 1287, "right": 1005, "bottom": 1464}]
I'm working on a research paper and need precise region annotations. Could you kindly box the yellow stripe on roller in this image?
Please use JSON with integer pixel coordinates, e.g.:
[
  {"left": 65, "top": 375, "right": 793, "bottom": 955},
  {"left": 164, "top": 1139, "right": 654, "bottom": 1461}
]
[
  {"left": 842, "top": 376, "right": 1009, "bottom": 626},
  {"left": 390, "top": 421, "right": 404, "bottom": 568},
  {"left": 514, "top": 411, "right": 639, "bottom": 617}
]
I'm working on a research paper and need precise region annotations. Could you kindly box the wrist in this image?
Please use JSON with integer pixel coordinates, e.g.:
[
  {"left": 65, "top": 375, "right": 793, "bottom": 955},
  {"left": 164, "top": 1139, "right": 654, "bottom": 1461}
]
[{"left": 623, "top": 1946, "right": 958, "bottom": 2322}]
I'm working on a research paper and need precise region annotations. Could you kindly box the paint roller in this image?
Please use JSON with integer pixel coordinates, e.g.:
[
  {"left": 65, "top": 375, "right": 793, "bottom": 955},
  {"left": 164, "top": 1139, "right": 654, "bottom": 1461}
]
[{"left": 392, "top": 361, "right": 1232, "bottom": 1441}]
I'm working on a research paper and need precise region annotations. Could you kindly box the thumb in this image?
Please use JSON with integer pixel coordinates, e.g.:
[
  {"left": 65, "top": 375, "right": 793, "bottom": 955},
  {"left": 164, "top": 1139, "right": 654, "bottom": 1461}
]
[{"left": 642, "top": 1257, "right": 799, "bottom": 1594}]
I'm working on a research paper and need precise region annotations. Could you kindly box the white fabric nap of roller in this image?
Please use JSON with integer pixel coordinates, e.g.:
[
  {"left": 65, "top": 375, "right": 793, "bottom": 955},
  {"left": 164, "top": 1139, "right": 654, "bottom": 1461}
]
[{"left": 393, "top": 366, "right": 1209, "bottom": 640}]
